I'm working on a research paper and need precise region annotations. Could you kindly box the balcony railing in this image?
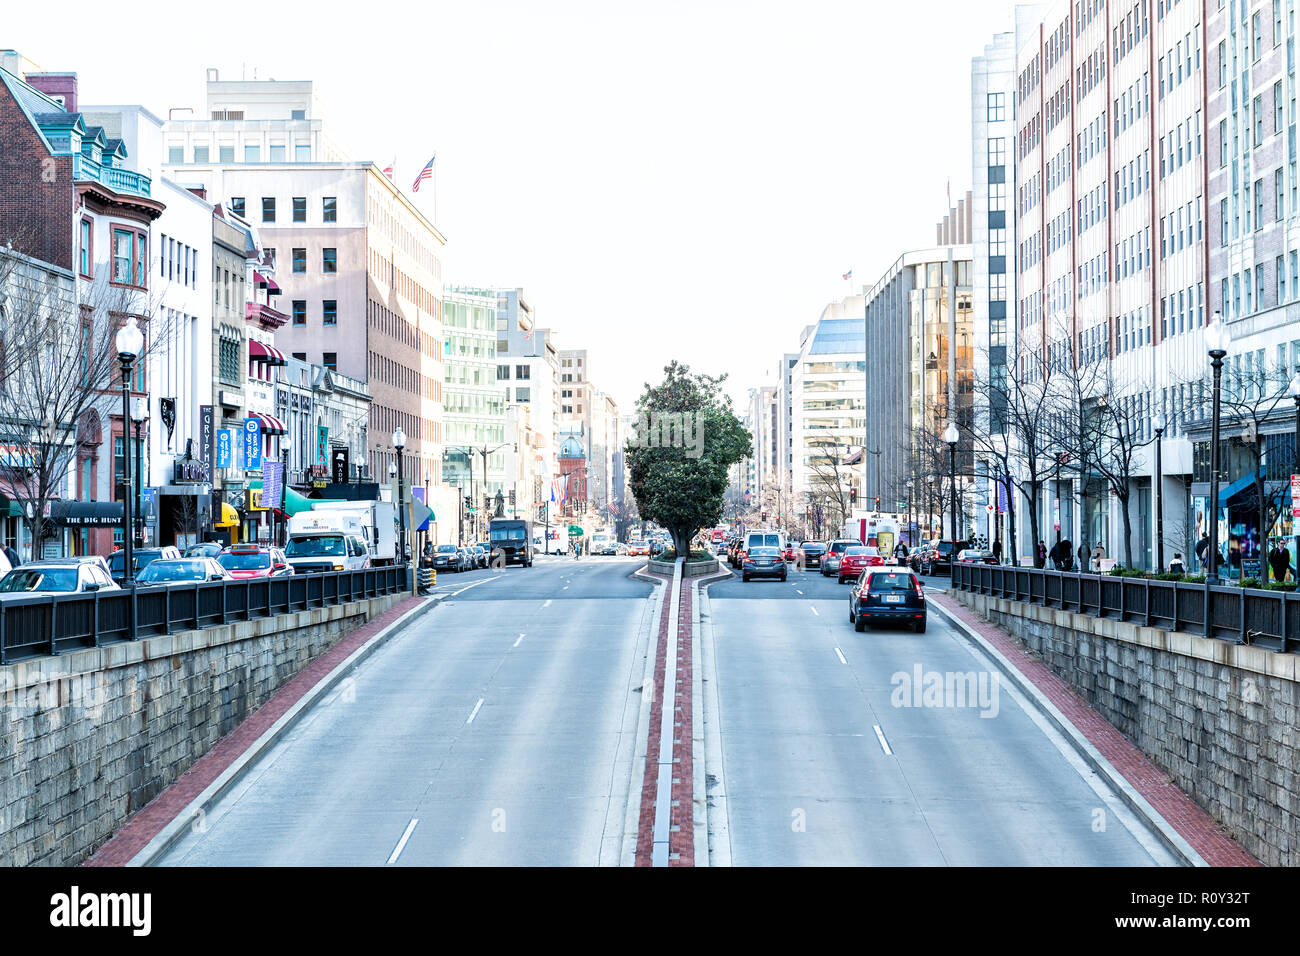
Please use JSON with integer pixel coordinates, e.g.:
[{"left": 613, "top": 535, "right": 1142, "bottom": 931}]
[{"left": 72, "top": 154, "right": 152, "bottom": 198}]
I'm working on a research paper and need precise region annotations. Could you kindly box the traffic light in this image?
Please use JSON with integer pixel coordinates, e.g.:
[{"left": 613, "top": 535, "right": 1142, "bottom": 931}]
[
  {"left": 850, "top": 488, "right": 857, "bottom": 504},
  {"left": 761, "top": 511, "right": 767, "bottom": 522},
  {"left": 874, "top": 496, "right": 881, "bottom": 510}
]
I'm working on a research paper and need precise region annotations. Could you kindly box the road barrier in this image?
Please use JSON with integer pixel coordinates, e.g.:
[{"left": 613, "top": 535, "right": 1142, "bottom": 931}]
[
  {"left": 417, "top": 567, "right": 437, "bottom": 592},
  {"left": 0, "top": 567, "right": 408, "bottom": 665},
  {"left": 951, "top": 562, "right": 1297, "bottom": 653}
]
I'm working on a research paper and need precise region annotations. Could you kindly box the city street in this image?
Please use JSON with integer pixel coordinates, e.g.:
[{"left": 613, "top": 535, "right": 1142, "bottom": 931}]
[
  {"left": 155, "top": 556, "right": 655, "bottom": 866},
  {"left": 152, "top": 555, "right": 1179, "bottom": 866},
  {"left": 704, "top": 563, "right": 1179, "bottom": 866}
]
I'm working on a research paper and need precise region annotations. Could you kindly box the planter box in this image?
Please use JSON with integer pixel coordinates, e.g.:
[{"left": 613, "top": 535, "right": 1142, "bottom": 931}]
[{"left": 647, "top": 557, "right": 720, "bottom": 577}]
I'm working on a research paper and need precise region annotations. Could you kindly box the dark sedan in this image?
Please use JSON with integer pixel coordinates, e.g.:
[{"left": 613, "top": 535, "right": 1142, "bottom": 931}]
[
  {"left": 429, "top": 545, "right": 468, "bottom": 572},
  {"left": 799, "top": 540, "right": 828, "bottom": 568},
  {"left": 849, "top": 569, "right": 927, "bottom": 632},
  {"left": 742, "top": 546, "right": 787, "bottom": 582}
]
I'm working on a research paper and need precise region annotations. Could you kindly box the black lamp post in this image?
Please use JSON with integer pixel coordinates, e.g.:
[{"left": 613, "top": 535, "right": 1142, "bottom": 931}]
[
  {"left": 1206, "top": 314, "right": 1231, "bottom": 586},
  {"left": 392, "top": 427, "right": 406, "bottom": 568},
  {"left": 130, "top": 397, "right": 148, "bottom": 548},
  {"left": 116, "top": 318, "right": 144, "bottom": 586},
  {"left": 1152, "top": 410, "right": 1166, "bottom": 573},
  {"left": 943, "top": 421, "right": 960, "bottom": 541}
]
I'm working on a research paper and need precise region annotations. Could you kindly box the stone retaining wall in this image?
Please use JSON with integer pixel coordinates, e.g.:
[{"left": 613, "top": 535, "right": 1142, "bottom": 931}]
[
  {"left": 953, "top": 589, "right": 1299, "bottom": 866},
  {"left": 0, "top": 594, "right": 400, "bottom": 866}
]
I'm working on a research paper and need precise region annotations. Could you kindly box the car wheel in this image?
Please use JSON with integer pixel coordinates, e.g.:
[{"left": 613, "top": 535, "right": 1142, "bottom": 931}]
[
  {"left": 848, "top": 606, "right": 855, "bottom": 622},
  {"left": 854, "top": 611, "right": 865, "bottom": 632},
  {"left": 742, "top": 572, "right": 751, "bottom": 582},
  {"left": 780, "top": 572, "right": 787, "bottom": 582},
  {"left": 914, "top": 619, "right": 926, "bottom": 634}
]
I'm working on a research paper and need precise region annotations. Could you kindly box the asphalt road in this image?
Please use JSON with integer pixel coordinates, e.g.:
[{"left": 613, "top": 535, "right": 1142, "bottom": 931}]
[
  {"left": 705, "top": 560, "right": 1179, "bottom": 865},
  {"left": 155, "top": 556, "right": 654, "bottom": 866}
]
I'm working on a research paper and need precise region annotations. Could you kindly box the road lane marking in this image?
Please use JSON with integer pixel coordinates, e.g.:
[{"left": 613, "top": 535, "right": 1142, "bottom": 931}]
[
  {"left": 513, "top": 633, "right": 524, "bottom": 647},
  {"left": 834, "top": 647, "right": 847, "bottom": 664},
  {"left": 386, "top": 818, "right": 419, "bottom": 865},
  {"left": 466, "top": 698, "right": 484, "bottom": 724},
  {"left": 543, "top": 599, "right": 552, "bottom": 608},
  {"left": 873, "top": 724, "right": 893, "bottom": 756},
  {"left": 795, "top": 589, "right": 803, "bottom": 595},
  {"left": 810, "top": 606, "right": 819, "bottom": 616}
]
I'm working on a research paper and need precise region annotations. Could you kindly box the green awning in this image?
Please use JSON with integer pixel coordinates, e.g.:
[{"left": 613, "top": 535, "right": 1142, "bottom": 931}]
[
  {"left": 0, "top": 492, "right": 22, "bottom": 517},
  {"left": 246, "top": 480, "right": 341, "bottom": 516}
]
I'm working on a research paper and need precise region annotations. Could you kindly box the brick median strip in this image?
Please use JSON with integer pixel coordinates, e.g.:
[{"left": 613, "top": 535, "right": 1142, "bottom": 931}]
[
  {"left": 634, "top": 569, "right": 672, "bottom": 865},
  {"left": 929, "top": 591, "right": 1258, "bottom": 867},
  {"left": 669, "top": 576, "right": 693, "bottom": 866},
  {"left": 84, "top": 594, "right": 428, "bottom": 867}
]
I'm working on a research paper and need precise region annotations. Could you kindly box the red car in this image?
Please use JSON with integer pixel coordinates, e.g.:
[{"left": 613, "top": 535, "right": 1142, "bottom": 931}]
[
  {"left": 218, "top": 544, "right": 294, "bottom": 579},
  {"left": 838, "top": 545, "right": 884, "bottom": 583},
  {"left": 781, "top": 544, "right": 798, "bottom": 562}
]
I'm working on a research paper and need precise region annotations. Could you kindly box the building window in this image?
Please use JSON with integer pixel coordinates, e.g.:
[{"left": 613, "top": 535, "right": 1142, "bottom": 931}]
[
  {"left": 295, "top": 144, "right": 311, "bottom": 162},
  {"left": 292, "top": 352, "right": 307, "bottom": 361},
  {"left": 112, "top": 229, "right": 133, "bottom": 283},
  {"left": 291, "top": 196, "right": 307, "bottom": 222},
  {"left": 323, "top": 352, "right": 337, "bottom": 371},
  {"left": 292, "top": 248, "right": 306, "bottom": 273},
  {"left": 323, "top": 196, "right": 337, "bottom": 222},
  {"left": 988, "top": 137, "right": 1006, "bottom": 166},
  {"left": 322, "top": 248, "right": 337, "bottom": 273},
  {"left": 79, "top": 218, "right": 92, "bottom": 276},
  {"left": 230, "top": 196, "right": 245, "bottom": 218},
  {"left": 219, "top": 145, "right": 235, "bottom": 164},
  {"left": 269, "top": 144, "right": 286, "bottom": 163},
  {"left": 244, "top": 144, "right": 260, "bottom": 163},
  {"left": 262, "top": 197, "right": 276, "bottom": 222},
  {"left": 292, "top": 300, "right": 306, "bottom": 325},
  {"left": 987, "top": 92, "right": 1005, "bottom": 121},
  {"left": 219, "top": 333, "right": 241, "bottom": 385},
  {"left": 1277, "top": 168, "right": 1285, "bottom": 220},
  {"left": 323, "top": 300, "right": 337, "bottom": 325},
  {"left": 1255, "top": 95, "right": 1264, "bottom": 145},
  {"left": 167, "top": 146, "right": 183, "bottom": 164},
  {"left": 497, "top": 364, "right": 510, "bottom": 379},
  {"left": 516, "top": 387, "right": 530, "bottom": 402},
  {"left": 194, "top": 145, "right": 209, "bottom": 164},
  {"left": 1256, "top": 178, "right": 1264, "bottom": 229},
  {"left": 515, "top": 365, "right": 530, "bottom": 379}
]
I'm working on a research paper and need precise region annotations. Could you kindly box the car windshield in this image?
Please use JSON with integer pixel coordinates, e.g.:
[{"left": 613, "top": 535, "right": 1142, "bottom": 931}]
[
  {"left": 803, "top": 541, "right": 825, "bottom": 549},
  {"left": 867, "top": 572, "right": 915, "bottom": 591},
  {"left": 437, "top": 545, "right": 457, "bottom": 553},
  {"left": 285, "top": 535, "right": 345, "bottom": 557},
  {"left": 749, "top": 547, "right": 780, "bottom": 557},
  {"left": 109, "top": 550, "right": 167, "bottom": 573},
  {"left": 138, "top": 561, "right": 208, "bottom": 582},
  {"left": 829, "top": 541, "right": 851, "bottom": 553},
  {"left": 845, "top": 547, "right": 869, "bottom": 555},
  {"left": 0, "top": 568, "right": 78, "bottom": 592},
  {"left": 184, "top": 544, "right": 221, "bottom": 558},
  {"left": 490, "top": 527, "right": 525, "bottom": 541},
  {"left": 219, "top": 552, "right": 271, "bottom": 570}
]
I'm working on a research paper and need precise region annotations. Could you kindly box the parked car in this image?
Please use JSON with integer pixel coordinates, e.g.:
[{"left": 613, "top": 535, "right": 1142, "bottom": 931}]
[
  {"left": 919, "top": 540, "right": 969, "bottom": 576},
  {"left": 616, "top": 543, "right": 630, "bottom": 556},
  {"left": 820, "top": 539, "right": 860, "bottom": 577},
  {"left": 429, "top": 544, "right": 464, "bottom": 572},
  {"left": 849, "top": 568, "right": 927, "bottom": 633},
  {"left": 742, "top": 546, "right": 787, "bottom": 582},
  {"left": 184, "top": 542, "right": 224, "bottom": 559},
  {"left": 457, "top": 547, "right": 476, "bottom": 571},
  {"left": 471, "top": 543, "right": 491, "bottom": 568},
  {"left": 838, "top": 545, "right": 885, "bottom": 583},
  {"left": 0, "top": 559, "right": 119, "bottom": 596},
  {"left": 217, "top": 544, "right": 294, "bottom": 580},
  {"left": 956, "top": 548, "right": 998, "bottom": 565},
  {"left": 108, "top": 546, "right": 182, "bottom": 585},
  {"left": 798, "top": 540, "right": 828, "bottom": 568},
  {"left": 137, "top": 558, "right": 232, "bottom": 585}
]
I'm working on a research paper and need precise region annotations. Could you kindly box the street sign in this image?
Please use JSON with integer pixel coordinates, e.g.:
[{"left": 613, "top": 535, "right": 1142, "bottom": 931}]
[
  {"left": 1293, "top": 475, "right": 1300, "bottom": 518},
  {"left": 243, "top": 418, "right": 262, "bottom": 469},
  {"left": 409, "top": 488, "right": 433, "bottom": 532},
  {"left": 568, "top": 525, "right": 584, "bottom": 536},
  {"left": 217, "top": 429, "right": 233, "bottom": 469}
]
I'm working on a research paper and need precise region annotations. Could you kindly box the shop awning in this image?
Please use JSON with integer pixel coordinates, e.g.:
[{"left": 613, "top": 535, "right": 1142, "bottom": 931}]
[
  {"left": 0, "top": 491, "right": 21, "bottom": 518},
  {"left": 247, "top": 480, "right": 340, "bottom": 516},
  {"left": 1218, "top": 470, "right": 1262, "bottom": 504},
  {"left": 48, "top": 500, "right": 124, "bottom": 527},
  {"left": 253, "top": 270, "right": 282, "bottom": 295},
  {"left": 250, "top": 412, "right": 286, "bottom": 435},
  {"left": 214, "top": 501, "right": 239, "bottom": 527},
  {"left": 248, "top": 341, "right": 287, "bottom": 366}
]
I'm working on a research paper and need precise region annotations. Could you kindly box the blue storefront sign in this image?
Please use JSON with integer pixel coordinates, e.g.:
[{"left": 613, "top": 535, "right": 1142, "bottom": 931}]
[
  {"left": 217, "top": 429, "right": 233, "bottom": 469},
  {"left": 243, "top": 418, "right": 262, "bottom": 470}
]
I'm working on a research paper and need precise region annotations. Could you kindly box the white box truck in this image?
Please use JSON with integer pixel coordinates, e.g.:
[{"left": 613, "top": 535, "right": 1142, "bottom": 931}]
[{"left": 285, "top": 501, "right": 397, "bottom": 572}]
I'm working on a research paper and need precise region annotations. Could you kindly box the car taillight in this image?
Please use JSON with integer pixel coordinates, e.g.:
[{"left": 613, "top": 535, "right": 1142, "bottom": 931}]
[{"left": 914, "top": 579, "right": 925, "bottom": 598}]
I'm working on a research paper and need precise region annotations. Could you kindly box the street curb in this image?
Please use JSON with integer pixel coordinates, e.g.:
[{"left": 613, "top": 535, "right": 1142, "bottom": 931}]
[
  {"left": 124, "top": 592, "right": 446, "bottom": 867},
  {"left": 927, "top": 594, "right": 1208, "bottom": 867},
  {"left": 619, "top": 570, "right": 666, "bottom": 866},
  {"left": 696, "top": 569, "right": 734, "bottom": 866}
]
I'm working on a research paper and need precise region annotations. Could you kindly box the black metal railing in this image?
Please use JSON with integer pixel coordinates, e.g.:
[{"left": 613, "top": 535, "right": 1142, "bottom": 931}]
[
  {"left": 950, "top": 562, "right": 1294, "bottom": 653},
  {"left": 0, "top": 567, "right": 410, "bottom": 664}
]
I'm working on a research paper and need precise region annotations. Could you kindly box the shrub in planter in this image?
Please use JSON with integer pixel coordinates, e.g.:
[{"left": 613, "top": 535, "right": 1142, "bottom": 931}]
[
  {"left": 1152, "top": 572, "right": 1184, "bottom": 581},
  {"left": 1183, "top": 574, "right": 1206, "bottom": 583},
  {"left": 1266, "top": 582, "right": 1297, "bottom": 591},
  {"left": 1239, "top": 577, "right": 1261, "bottom": 589}
]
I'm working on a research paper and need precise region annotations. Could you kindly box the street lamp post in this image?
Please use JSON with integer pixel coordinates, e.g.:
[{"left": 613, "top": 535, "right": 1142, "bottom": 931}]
[
  {"left": 457, "top": 479, "right": 464, "bottom": 547},
  {"left": 115, "top": 318, "right": 144, "bottom": 587},
  {"left": 130, "top": 397, "right": 148, "bottom": 548},
  {"left": 1289, "top": 372, "right": 1300, "bottom": 582},
  {"left": 943, "top": 422, "right": 960, "bottom": 542},
  {"left": 1206, "top": 314, "right": 1231, "bottom": 586},
  {"left": 925, "top": 474, "right": 935, "bottom": 541},
  {"left": 392, "top": 428, "right": 406, "bottom": 570},
  {"left": 1152, "top": 411, "right": 1166, "bottom": 573},
  {"left": 423, "top": 469, "right": 431, "bottom": 554}
]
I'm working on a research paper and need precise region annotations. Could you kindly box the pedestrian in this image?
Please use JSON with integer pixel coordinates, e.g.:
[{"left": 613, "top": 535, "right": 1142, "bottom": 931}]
[
  {"left": 1077, "top": 542, "right": 1087, "bottom": 569},
  {"left": 1058, "top": 539, "right": 1073, "bottom": 571},
  {"left": 1195, "top": 533, "right": 1210, "bottom": 569},
  {"left": 1269, "top": 542, "right": 1290, "bottom": 583},
  {"left": 2, "top": 543, "right": 18, "bottom": 568},
  {"left": 1091, "top": 542, "right": 1105, "bottom": 572},
  {"left": 991, "top": 538, "right": 1002, "bottom": 563},
  {"left": 893, "top": 541, "right": 908, "bottom": 563},
  {"left": 1036, "top": 540, "right": 1047, "bottom": 567},
  {"left": 1167, "top": 553, "right": 1187, "bottom": 575}
]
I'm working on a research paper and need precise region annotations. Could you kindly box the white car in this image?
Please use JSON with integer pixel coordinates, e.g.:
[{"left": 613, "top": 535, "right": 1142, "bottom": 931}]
[{"left": 0, "top": 560, "right": 120, "bottom": 596}]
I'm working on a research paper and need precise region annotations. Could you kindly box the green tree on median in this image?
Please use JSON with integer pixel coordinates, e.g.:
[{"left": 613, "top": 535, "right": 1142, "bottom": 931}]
[{"left": 627, "top": 362, "right": 751, "bottom": 558}]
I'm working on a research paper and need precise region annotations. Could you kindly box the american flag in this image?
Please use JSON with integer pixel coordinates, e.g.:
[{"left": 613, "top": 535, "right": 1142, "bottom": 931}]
[
  {"left": 552, "top": 475, "right": 569, "bottom": 503},
  {"left": 842, "top": 269, "right": 853, "bottom": 281},
  {"left": 412, "top": 154, "right": 435, "bottom": 192},
  {"left": 382, "top": 158, "right": 394, "bottom": 180}
]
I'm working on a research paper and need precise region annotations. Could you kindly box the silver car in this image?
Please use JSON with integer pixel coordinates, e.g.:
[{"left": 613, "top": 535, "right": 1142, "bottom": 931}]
[
  {"left": 0, "top": 560, "right": 120, "bottom": 596},
  {"left": 136, "top": 558, "right": 232, "bottom": 585}
]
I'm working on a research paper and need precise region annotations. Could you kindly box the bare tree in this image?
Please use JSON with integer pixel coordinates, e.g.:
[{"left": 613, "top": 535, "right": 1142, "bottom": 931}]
[{"left": 805, "top": 438, "right": 854, "bottom": 537}]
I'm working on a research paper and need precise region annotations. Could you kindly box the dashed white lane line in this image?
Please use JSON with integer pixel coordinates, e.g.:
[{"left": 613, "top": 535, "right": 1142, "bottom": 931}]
[
  {"left": 795, "top": 589, "right": 804, "bottom": 595},
  {"left": 543, "top": 599, "right": 552, "bottom": 608},
  {"left": 810, "top": 606, "right": 819, "bottom": 617},
  {"left": 386, "top": 818, "right": 419, "bottom": 865},
  {"left": 834, "top": 647, "right": 847, "bottom": 665},
  {"left": 873, "top": 724, "right": 894, "bottom": 756},
  {"left": 513, "top": 633, "right": 524, "bottom": 647},
  {"left": 466, "top": 698, "right": 485, "bottom": 724}
]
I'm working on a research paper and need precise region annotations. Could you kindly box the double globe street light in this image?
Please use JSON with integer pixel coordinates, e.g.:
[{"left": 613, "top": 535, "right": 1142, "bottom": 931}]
[
  {"left": 943, "top": 421, "right": 960, "bottom": 542},
  {"left": 1206, "top": 314, "right": 1231, "bottom": 586},
  {"left": 1151, "top": 410, "right": 1166, "bottom": 573}
]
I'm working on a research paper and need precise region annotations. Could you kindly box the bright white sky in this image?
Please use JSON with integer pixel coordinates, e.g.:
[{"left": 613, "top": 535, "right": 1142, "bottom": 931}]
[{"left": 7, "top": 0, "right": 1017, "bottom": 413}]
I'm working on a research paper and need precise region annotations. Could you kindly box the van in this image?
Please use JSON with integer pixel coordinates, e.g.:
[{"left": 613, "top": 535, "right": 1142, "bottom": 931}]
[{"left": 740, "top": 529, "right": 785, "bottom": 566}]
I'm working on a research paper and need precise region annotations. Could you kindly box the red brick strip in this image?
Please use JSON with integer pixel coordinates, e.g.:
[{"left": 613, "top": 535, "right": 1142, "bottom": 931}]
[
  {"left": 84, "top": 595, "right": 425, "bottom": 867},
  {"left": 668, "top": 575, "right": 694, "bottom": 866},
  {"left": 635, "top": 570, "right": 672, "bottom": 865},
  {"left": 930, "top": 591, "right": 1258, "bottom": 867}
]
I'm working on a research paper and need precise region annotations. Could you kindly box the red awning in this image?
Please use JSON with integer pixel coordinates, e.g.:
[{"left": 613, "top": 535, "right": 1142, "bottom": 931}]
[
  {"left": 248, "top": 340, "right": 287, "bottom": 366},
  {"left": 253, "top": 270, "right": 267, "bottom": 285},
  {"left": 251, "top": 412, "right": 286, "bottom": 435},
  {"left": 253, "top": 271, "right": 281, "bottom": 295}
]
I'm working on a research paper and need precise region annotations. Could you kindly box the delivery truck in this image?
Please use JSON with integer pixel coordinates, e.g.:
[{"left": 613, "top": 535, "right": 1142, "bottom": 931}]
[{"left": 285, "top": 500, "right": 397, "bottom": 573}]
